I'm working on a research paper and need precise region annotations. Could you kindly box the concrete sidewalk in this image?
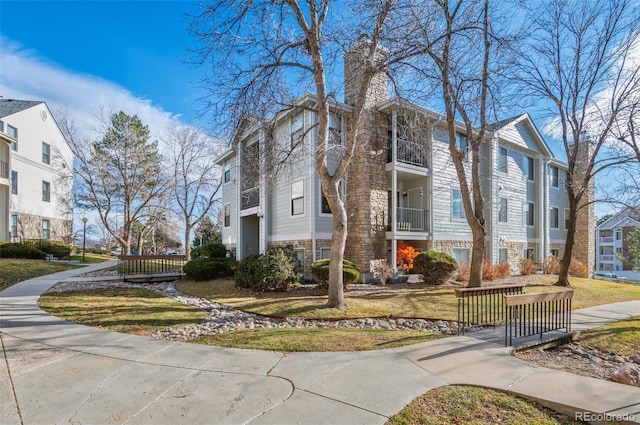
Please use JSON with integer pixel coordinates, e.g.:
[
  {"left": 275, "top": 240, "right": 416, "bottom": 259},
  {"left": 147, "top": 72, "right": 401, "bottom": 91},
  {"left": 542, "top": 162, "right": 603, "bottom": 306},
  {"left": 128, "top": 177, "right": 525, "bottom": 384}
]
[{"left": 1, "top": 263, "right": 639, "bottom": 424}]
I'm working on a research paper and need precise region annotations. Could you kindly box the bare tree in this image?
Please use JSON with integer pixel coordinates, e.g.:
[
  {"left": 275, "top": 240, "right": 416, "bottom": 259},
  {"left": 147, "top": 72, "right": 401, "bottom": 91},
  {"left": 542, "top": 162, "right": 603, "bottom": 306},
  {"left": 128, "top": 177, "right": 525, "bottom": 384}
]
[
  {"left": 400, "top": 0, "right": 514, "bottom": 287},
  {"left": 164, "top": 126, "right": 222, "bottom": 260},
  {"left": 190, "top": 0, "right": 398, "bottom": 309},
  {"left": 514, "top": 0, "right": 640, "bottom": 286},
  {"left": 60, "top": 110, "right": 169, "bottom": 255}
]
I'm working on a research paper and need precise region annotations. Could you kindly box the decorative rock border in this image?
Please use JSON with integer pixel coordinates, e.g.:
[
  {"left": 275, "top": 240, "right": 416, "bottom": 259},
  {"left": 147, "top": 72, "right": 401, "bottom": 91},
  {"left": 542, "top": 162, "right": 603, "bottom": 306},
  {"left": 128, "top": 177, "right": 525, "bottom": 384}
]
[{"left": 47, "top": 280, "right": 461, "bottom": 341}]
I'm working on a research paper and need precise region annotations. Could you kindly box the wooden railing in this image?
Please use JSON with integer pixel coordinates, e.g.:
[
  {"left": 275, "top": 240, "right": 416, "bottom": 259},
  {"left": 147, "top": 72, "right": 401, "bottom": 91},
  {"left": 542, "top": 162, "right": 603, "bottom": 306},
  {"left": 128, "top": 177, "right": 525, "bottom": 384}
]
[
  {"left": 117, "top": 255, "right": 186, "bottom": 282},
  {"left": 504, "top": 289, "right": 573, "bottom": 347},
  {"left": 455, "top": 284, "right": 526, "bottom": 334}
]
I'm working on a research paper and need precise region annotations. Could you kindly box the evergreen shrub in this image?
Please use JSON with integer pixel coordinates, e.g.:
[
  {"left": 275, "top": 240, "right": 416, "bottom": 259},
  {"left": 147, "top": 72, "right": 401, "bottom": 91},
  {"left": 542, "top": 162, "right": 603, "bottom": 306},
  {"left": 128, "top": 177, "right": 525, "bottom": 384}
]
[
  {"left": 311, "top": 258, "right": 361, "bottom": 288},
  {"left": 235, "top": 247, "right": 300, "bottom": 292},
  {"left": 413, "top": 251, "right": 457, "bottom": 284},
  {"left": 183, "top": 257, "right": 236, "bottom": 281},
  {"left": 0, "top": 243, "right": 47, "bottom": 259}
]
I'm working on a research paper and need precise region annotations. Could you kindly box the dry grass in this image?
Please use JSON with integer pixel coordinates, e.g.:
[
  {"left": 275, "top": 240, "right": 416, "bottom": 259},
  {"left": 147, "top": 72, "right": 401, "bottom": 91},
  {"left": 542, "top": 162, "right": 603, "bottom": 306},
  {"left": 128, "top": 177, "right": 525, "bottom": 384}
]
[
  {"left": 193, "top": 328, "right": 444, "bottom": 352},
  {"left": 576, "top": 315, "right": 640, "bottom": 356},
  {"left": 387, "top": 385, "right": 580, "bottom": 425}
]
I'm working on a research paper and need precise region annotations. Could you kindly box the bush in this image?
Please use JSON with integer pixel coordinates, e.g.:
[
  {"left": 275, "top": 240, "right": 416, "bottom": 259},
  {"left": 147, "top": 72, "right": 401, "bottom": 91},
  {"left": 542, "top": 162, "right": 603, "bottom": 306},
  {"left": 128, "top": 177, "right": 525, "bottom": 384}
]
[
  {"left": 23, "top": 239, "right": 71, "bottom": 260},
  {"left": 0, "top": 243, "right": 47, "bottom": 259},
  {"left": 568, "top": 258, "right": 588, "bottom": 278},
  {"left": 311, "top": 258, "right": 361, "bottom": 288},
  {"left": 396, "top": 242, "right": 418, "bottom": 273},
  {"left": 456, "top": 260, "right": 511, "bottom": 282},
  {"left": 183, "top": 257, "right": 236, "bottom": 281},
  {"left": 235, "top": 247, "right": 300, "bottom": 292},
  {"left": 542, "top": 255, "right": 560, "bottom": 274},
  {"left": 190, "top": 243, "right": 227, "bottom": 259},
  {"left": 519, "top": 258, "right": 538, "bottom": 275},
  {"left": 413, "top": 251, "right": 457, "bottom": 285}
]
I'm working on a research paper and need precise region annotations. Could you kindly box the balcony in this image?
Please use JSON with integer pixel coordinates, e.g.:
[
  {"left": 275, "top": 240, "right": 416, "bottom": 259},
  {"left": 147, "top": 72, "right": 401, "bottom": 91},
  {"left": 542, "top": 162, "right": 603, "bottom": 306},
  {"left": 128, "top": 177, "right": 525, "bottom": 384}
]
[
  {"left": 0, "top": 159, "right": 7, "bottom": 179},
  {"left": 390, "top": 207, "right": 430, "bottom": 233},
  {"left": 241, "top": 187, "right": 259, "bottom": 210},
  {"left": 600, "top": 237, "right": 614, "bottom": 244},
  {"left": 599, "top": 255, "right": 614, "bottom": 262},
  {"left": 388, "top": 138, "right": 429, "bottom": 168}
]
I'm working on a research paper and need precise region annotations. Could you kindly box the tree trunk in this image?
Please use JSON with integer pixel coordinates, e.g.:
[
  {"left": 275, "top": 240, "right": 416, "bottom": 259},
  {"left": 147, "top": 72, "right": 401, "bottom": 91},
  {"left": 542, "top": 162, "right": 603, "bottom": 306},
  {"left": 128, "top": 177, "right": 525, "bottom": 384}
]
[
  {"left": 184, "top": 223, "right": 192, "bottom": 261},
  {"left": 322, "top": 178, "right": 348, "bottom": 309},
  {"left": 556, "top": 194, "right": 578, "bottom": 287},
  {"left": 467, "top": 226, "right": 486, "bottom": 287}
]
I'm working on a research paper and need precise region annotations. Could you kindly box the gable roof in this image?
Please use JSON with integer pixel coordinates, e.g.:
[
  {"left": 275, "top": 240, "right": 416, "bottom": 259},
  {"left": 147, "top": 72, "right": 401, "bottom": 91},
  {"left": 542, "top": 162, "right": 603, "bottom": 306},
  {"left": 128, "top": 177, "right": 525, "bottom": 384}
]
[
  {"left": 490, "top": 112, "right": 555, "bottom": 159},
  {"left": 597, "top": 208, "right": 640, "bottom": 230},
  {"left": 0, "top": 99, "right": 43, "bottom": 119}
]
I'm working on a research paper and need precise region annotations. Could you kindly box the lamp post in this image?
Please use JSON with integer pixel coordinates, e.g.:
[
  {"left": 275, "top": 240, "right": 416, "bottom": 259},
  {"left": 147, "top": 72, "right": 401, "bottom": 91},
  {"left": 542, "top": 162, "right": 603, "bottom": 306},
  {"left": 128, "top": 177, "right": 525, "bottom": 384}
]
[{"left": 82, "top": 217, "right": 87, "bottom": 263}]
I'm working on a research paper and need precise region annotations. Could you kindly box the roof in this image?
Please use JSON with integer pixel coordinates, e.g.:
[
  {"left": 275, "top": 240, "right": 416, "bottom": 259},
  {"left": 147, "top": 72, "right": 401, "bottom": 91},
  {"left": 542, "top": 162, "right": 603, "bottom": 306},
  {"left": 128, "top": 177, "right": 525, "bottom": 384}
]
[
  {"left": 0, "top": 99, "right": 43, "bottom": 119},
  {"left": 597, "top": 208, "right": 640, "bottom": 230}
]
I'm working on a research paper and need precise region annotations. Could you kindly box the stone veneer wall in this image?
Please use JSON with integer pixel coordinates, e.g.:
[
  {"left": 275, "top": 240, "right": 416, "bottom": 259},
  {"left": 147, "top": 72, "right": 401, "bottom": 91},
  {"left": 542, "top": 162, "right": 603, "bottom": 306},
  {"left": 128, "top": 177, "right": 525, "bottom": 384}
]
[
  {"left": 268, "top": 239, "right": 332, "bottom": 280},
  {"left": 343, "top": 39, "right": 390, "bottom": 281},
  {"left": 14, "top": 213, "right": 71, "bottom": 243},
  {"left": 499, "top": 242, "right": 528, "bottom": 274}
]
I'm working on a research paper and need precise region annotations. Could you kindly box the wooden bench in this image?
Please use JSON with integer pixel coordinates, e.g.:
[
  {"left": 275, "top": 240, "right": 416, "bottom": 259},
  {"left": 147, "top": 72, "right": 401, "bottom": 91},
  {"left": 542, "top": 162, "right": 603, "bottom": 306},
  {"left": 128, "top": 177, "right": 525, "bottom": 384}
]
[
  {"left": 455, "top": 284, "right": 526, "bottom": 334},
  {"left": 504, "top": 289, "right": 574, "bottom": 347}
]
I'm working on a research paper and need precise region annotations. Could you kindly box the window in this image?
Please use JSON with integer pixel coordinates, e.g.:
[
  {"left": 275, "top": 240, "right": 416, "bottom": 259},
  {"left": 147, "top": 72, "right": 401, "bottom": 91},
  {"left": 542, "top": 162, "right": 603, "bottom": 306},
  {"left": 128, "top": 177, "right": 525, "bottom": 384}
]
[
  {"left": 498, "top": 198, "right": 508, "bottom": 223},
  {"left": 291, "top": 113, "right": 303, "bottom": 148},
  {"left": 524, "top": 248, "right": 534, "bottom": 260},
  {"left": 525, "top": 202, "right": 534, "bottom": 226},
  {"left": 320, "top": 247, "right": 331, "bottom": 259},
  {"left": 291, "top": 180, "right": 304, "bottom": 215},
  {"left": 321, "top": 181, "right": 343, "bottom": 214},
  {"left": 7, "top": 125, "right": 17, "bottom": 150},
  {"left": 0, "top": 120, "right": 3, "bottom": 132},
  {"left": 565, "top": 209, "right": 570, "bottom": 230},
  {"left": 224, "top": 204, "right": 230, "bottom": 227},
  {"left": 329, "top": 113, "right": 342, "bottom": 145},
  {"left": 523, "top": 156, "right": 534, "bottom": 180},
  {"left": 499, "top": 248, "right": 508, "bottom": 263},
  {"left": 42, "top": 142, "right": 50, "bottom": 164},
  {"left": 452, "top": 189, "right": 465, "bottom": 220},
  {"left": 224, "top": 162, "right": 231, "bottom": 183},
  {"left": 615, "top": 229, "right": 622, "bottom": 241},
  {"left": 42, "top": 219, "right": 50, "bottom": 240},
  {"left": 615, "top": 247, "right": 623, "bottom": 254},
  {"left": 10, "top": 215, "right": 17, "bottom": 239},
  {"left": 293, "top": 248, "right": 305, "bottom": 274},
  {"left": 452, "top": 248, "right": 470, "bottom": 265},
  {"left": 551, "top": 248, "right": 559, "bottom": 258},
  {"left": 550, "top": 207, "right": 559, "bottom": 229},
  {"left": 550, "top": 165, "right": 559, "bottom": 187},
  {"left": 11, "top": 170, "right": 17, "bottom": 194},
  {"left": 457, "top": 134, "right": 469, "bottom": 161},
  {"left": 498, "top": 147, "right": 508, "bottom": 172},
  {"left": 42, "top": 181, "right": 50, "bottom": 202}
]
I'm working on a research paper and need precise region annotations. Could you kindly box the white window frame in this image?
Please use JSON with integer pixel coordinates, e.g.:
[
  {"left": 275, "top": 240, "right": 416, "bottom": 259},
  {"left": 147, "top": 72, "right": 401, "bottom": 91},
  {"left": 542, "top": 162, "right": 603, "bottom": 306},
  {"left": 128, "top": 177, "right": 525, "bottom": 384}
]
[
  {"left": 524, "top": 201, "right": 534, "bottom": 226},
  {"left": 291, "top": 113, "right": 304, "bottom": 149},
  {"left": 451, "top": 188, "right": 465, "bottom": 220},
  {"left": 320, "top": 247, "right": 331, "bottom": 259},
  {"left": 498, "top": 248, "right": 508, "bottom": 263},
  {"left": 550, "top": 206, "right": 559, "bottom": 229},
  {"left": 457, "top": 134, "right": 469, "bottom": 162},
  {"left": 223, "top": 203, "right": 231, "bottom": 228},
  {"left": 329, "top": 113, "right": 342, "bottom": 146},
  {"left": 293, "top": 248, "right": 305, "bottom": 273},
  {"left": 11, "top": 170, "right": 17, "bottom": 194},
  {"left": 223, "top": 162, "right": 231, "bottom": 184},
  {"left": 291, "top": 179, "right": 305, "bottom": 216},
  {"left": 550, "top": 165, "right": 559, "bottom": 187},
  {"left": 10, "top": 214, "right": 17, "bottom": 239},
  {"left": 498, "top": 198, "right": 508, "bottom": 223},
  {"left": 615, "top": 229, "right": 622, "bottom": 241},
  {"left": 42, "top": 219, "right": 50, "bottom": 240},
  {"left": 523, "top": 155, "right": 534, "bottom": 181},
  {"left": 498, "top": 147, "right": 508, "bottom": 173},
  {"left": 42, "top": 180, "right": 51, "bottom": 202},
  {"left": 42, "top": 142, "right": 51, "bottom": 165},
  {"left": 564, "top": 209, "right": 570, "bottom": 230},
  {"left": 452, "top": 248, "right": 470, "bottom": 266},
  {"left": 524, "top": 248, "right": 534, "bottom": 260},
  {"left": 7, "top": 125, "right": 17, "bottom": 151}
]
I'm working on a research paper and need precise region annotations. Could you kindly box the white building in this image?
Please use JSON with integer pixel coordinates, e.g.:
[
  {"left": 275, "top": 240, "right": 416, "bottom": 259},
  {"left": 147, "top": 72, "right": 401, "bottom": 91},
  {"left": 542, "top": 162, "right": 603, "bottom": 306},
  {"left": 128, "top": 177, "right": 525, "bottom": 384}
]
[
  {"left": 595, "top": 209, "right": 640, "bottom": 281},
  {"left": 0, "top": 99, "right": 74, "bottom": 242}
]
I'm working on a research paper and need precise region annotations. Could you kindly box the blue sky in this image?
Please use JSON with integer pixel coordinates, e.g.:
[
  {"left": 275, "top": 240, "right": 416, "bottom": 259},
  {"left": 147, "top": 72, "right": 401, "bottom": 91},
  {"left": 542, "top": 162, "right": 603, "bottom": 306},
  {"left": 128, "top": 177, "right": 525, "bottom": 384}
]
[{"left": 1, "top": 1, "right": 205, "bottom": 133}]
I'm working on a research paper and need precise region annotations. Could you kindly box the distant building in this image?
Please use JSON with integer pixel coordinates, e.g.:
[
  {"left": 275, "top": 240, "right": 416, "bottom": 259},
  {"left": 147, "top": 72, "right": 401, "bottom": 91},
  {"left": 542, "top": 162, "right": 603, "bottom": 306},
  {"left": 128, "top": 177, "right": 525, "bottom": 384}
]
[
  {"left": 0, "top": 99, "right": 74, "bottom": 243},
  {"left": 595, "top": 208, "right": 640, "bottom": 281}
]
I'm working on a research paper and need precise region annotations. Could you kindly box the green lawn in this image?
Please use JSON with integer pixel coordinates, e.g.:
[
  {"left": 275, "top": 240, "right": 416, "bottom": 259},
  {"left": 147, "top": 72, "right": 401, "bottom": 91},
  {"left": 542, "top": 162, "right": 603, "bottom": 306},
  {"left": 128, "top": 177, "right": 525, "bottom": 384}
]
[
  {"left": 70, "top": 253, "right": 114, "bottom": 263},
  {"left": 177, "top": 276, "right": 640, "bottom": 321},
  {"left": 0, "top": 259, "right": 81, "bottom": 292}
]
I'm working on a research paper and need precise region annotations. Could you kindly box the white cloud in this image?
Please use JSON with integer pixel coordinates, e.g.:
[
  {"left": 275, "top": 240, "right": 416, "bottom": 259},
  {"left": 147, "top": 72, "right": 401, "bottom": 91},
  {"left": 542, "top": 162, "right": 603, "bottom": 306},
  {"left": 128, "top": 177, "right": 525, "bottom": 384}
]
[{"left": 0, "top": 37, "right": 182, "bottom": 140}]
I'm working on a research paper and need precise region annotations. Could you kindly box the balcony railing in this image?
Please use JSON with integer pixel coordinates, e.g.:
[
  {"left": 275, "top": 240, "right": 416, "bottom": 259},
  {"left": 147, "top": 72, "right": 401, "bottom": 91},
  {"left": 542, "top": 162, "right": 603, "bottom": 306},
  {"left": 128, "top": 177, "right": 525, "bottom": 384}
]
[
  {"left": 391, "top": 207, "right": 429, "bottom": 232},
  {"left": 600, "top": 237, "right": 614, "bottom": 244},
  {"left": 241, "top": 187, "right": 259, "bottom": 210},
  {"left": 388, "top": 138, "right": 429, "bottom": 168},
  {"left": 0, "top": 160, "right": 7, "bottom": 179},
  {"left": 599, "top": 255, "right": 614, "bottom": 262}
]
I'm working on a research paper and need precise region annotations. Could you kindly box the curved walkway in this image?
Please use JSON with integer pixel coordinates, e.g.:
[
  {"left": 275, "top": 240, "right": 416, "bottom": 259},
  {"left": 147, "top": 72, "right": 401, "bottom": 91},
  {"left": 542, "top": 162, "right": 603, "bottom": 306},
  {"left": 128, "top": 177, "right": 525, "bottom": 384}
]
[{"left": 1, "top": 262, "right": 638, "bottom": 425}]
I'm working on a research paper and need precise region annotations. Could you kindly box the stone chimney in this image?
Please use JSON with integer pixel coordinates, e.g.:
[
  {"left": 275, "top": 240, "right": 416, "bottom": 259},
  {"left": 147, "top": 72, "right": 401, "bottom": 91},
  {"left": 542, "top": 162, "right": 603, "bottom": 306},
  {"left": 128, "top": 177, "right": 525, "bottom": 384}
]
[
  {"left": 343, "top": 36, "right": 390, "bottom": 281},
  {"left": 571, "top": 136, "right": 595, "bottom": 276}
]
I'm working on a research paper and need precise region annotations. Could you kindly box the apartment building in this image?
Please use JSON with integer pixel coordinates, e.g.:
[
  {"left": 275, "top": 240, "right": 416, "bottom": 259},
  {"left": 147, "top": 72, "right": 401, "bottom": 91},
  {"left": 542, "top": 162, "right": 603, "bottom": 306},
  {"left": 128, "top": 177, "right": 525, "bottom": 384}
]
[
  {"left": 0, "top": 99, "right": 74, "bottom": 242},
  {"left": 595, "top": 209, "right": 640, "bottom": 280},
  {"left": 217, "top": 41, "right": 588, "bottom": 281}
]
